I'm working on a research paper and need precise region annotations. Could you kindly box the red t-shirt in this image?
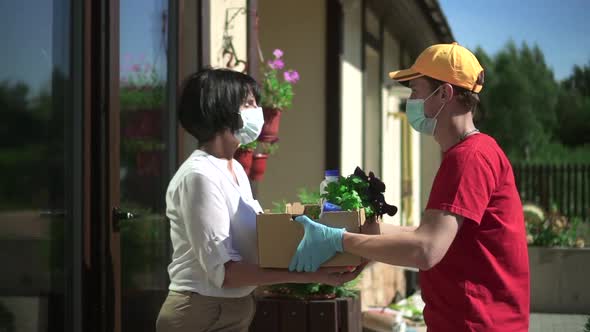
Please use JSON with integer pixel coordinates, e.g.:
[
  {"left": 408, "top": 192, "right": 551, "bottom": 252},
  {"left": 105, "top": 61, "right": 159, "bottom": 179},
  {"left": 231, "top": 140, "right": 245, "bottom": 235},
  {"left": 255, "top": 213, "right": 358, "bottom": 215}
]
[{"left": 421, "top": 133, "right": 530, "bottom": 331}]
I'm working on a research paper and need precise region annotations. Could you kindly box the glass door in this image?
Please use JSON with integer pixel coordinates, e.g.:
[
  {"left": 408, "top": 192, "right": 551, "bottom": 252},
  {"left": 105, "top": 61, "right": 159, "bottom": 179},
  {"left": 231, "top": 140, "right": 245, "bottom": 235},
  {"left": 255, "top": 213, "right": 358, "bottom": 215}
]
[
  {"left": 114, "top": 0, "right": 177, "bottom": 331},
  {"left": 0, "top": 0, "right": 81, "bottom": 331}
]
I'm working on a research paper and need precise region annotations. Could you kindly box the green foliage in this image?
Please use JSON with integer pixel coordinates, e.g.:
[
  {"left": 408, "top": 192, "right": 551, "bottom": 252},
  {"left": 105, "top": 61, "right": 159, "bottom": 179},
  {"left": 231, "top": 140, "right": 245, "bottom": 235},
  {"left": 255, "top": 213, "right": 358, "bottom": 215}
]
[
  {"left": 474, "top": 42, "right": 558, "bottom": 161},
  {"left": 238, "top": 140, "right": 258, "bottom": 151},
  {"left": 524, "top": 204, "right": 586, "bottom": 248},
  {"left": 473, "top": 42, "right": 590, "bottom": 162},
  {"left": 556, "top": 62, "right": 590, "bottom": 148},
  {"left": 260, "top": 142, "right": 279, "bottom": 155},
  {"left": 584, "top": 316, "right": 590, "bottom": 332},
  {"left": 271, "top": 200, "right": 287, "bottom": 213},
  {"left": 260, "top": 50, "right": 299, "bottom": 110},
  {"left": 0, "top": 78, "right": 64, "bottom": 210},
  {"left": 266, "top": 273, "right": 361, "bottom": 300},
  {"left": 389, "top": 303, "right": 424, "bottom": 323},
  {"left": 120, "top": 59, "right": 165, "bottom": 110},
  {"left": 261, "top": 70, "right": 294, "bottom": 109},
  {"left": 322, "top": 175, "right": 375, "bottom": 217},
  {"left": 119, "top": 202, "right": 168, "bottom": 289},
  {"left": 297, "top": 188, "right": 321, "bottom": 205},
  {"left": 120, "top": 86, "right": 165, "bottom": 110}
]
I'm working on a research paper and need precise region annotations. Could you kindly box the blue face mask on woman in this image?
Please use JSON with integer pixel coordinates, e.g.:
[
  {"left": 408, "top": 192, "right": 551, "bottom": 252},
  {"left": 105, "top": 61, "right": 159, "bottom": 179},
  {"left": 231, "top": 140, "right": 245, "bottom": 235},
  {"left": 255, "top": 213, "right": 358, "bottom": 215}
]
[
  {"left": 234, "top": 106, "right": 264, "bottom": 145},
  {"left": 405, "top": 86, "right": 446, "bottom": 135}
]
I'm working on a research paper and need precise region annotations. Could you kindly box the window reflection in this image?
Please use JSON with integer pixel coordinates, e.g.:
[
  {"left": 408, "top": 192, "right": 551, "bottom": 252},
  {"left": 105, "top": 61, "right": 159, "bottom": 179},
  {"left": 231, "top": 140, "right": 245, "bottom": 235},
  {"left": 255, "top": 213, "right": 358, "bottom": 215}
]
[
  {"left": 0, "top": 1, "right": 71, "bottom": 331},
  {"left": 119, "top": 0, "right": 171, "bottom": 330}
]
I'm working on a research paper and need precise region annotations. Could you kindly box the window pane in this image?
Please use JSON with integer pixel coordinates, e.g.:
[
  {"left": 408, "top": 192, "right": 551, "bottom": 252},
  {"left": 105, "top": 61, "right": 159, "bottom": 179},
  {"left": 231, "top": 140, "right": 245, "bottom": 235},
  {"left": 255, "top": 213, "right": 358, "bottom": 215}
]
[{"left": 0, "top": 1, "right": 73, "bottom": 331}]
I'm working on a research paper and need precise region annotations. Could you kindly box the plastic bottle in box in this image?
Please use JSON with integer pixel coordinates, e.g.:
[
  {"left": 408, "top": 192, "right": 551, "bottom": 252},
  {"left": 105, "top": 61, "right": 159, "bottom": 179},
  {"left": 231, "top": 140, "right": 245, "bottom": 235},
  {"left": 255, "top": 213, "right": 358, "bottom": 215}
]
[{"left": 319, "top": 169, "right": 340, "bottom": 217}]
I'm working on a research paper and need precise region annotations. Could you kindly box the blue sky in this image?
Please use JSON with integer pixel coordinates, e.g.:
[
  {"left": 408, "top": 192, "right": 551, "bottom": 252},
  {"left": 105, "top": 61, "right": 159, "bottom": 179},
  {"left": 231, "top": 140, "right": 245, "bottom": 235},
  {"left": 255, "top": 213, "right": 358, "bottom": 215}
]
[
  {"left": 0, "top": 0, "right": 166, "bottom": 96},
  {"left": 3, "top": 0, "right": 588, "bottom": 96},
  {"left": 439, "top": 0, "right": 590, "bottom": 80}
]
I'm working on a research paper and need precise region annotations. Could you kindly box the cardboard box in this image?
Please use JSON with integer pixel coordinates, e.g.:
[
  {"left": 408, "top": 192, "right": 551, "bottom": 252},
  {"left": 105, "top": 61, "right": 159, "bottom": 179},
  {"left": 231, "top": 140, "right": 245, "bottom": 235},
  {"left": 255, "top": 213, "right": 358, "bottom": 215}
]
[{"left": 257, "top": 203, "right": 364, "bottom": 268}]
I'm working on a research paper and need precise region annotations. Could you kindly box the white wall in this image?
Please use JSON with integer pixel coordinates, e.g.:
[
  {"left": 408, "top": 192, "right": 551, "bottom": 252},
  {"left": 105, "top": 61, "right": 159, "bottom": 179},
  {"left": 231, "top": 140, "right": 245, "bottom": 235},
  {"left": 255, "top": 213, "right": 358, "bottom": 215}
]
[
  {"left": 340, "top": 0, "right": 364, "bottom": 176},
  {"left": 364, "top": 45, "right": 381, "bottom": 175},
  {"left": 381, "top": 30, "right": 402, "bottom": 225},
  {"left": 256, "top": 0, "right": 326, "bottom": 208},
  {"left": 410, "top": 124, "right": 422, "bottom": 225}
]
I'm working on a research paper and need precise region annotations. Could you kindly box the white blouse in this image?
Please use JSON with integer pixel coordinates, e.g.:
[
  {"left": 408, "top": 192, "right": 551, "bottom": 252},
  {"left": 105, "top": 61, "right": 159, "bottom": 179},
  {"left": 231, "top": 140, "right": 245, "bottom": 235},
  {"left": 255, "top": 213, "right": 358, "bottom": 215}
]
[{"left": 165, "top": 149, "right": 262, "bottom": 298}]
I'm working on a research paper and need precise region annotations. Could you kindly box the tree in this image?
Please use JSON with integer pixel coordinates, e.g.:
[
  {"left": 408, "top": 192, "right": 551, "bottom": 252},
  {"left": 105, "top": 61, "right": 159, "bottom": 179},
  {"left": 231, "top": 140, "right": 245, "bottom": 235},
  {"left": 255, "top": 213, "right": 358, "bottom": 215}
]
[
  {"left": 555, "top": 62, "right": 590, "bottom": 147},
  {"left": 474, "top": 42, "right": 563, "bottom": 161}
]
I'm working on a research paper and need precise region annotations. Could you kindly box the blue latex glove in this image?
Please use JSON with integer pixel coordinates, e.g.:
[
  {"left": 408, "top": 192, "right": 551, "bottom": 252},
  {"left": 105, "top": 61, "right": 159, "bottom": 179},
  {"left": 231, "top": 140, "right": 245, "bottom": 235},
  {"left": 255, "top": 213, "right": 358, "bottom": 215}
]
[{"left": 288, "top": 215, "right": 345, "bottom": 272}]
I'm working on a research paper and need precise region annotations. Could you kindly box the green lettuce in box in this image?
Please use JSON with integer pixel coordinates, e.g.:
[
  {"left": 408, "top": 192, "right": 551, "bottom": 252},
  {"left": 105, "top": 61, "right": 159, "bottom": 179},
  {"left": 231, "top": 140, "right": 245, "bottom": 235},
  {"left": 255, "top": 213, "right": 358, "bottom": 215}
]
[{"left": 322, "top": 166, "right": 398, "bottom": 219}]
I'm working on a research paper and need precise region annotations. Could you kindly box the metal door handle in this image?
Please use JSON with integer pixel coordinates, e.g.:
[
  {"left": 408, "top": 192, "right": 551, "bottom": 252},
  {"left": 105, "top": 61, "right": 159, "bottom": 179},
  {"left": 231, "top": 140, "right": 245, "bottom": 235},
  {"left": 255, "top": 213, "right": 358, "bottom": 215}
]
[
  {"left": 39, "top": 209, "right": 66, "bottom": 218},
  {"left": 112, "top": 208, "right": 139, "bottom": 231}
]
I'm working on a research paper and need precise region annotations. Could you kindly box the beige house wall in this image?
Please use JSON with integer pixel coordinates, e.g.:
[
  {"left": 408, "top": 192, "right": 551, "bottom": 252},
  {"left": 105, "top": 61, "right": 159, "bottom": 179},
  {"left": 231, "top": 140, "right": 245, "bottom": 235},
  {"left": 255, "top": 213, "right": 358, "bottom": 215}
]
[{"left": 256, "top": 0, "right": 327, "bottom": 208}]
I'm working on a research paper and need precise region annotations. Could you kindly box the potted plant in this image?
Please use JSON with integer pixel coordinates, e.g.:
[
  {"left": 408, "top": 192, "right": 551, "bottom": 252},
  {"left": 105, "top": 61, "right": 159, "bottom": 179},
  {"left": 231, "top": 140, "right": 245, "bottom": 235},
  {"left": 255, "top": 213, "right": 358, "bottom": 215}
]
[
  {"left": 120, "top": 56, "right": 166, "bottom": 207},
  {"left": 249, "top": 142, "right": 279, "bottom": 182},
  {"left": 234, "top": 140, "right": 257, "bottom": 176},
  {"left": 525, "top": 203, "right": 589, "bottom": 314},
  {"left": 258, "top": 49, "right": 300, "bottom": 142}
]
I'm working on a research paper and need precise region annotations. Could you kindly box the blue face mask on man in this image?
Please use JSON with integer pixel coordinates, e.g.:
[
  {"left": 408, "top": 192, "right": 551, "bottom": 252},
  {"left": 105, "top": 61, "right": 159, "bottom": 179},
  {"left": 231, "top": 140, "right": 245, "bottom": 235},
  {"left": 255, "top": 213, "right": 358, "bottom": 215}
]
[{"left": 405, "top": 86, "right": 446, "bottom": 135}]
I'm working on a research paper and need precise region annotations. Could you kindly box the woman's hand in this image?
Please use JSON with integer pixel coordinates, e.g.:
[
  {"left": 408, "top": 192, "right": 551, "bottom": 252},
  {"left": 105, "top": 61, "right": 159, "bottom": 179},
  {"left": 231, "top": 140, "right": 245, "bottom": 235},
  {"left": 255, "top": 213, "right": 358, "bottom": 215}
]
[{"left": 300, "top": 263, "right": 367, "bottom": 286}]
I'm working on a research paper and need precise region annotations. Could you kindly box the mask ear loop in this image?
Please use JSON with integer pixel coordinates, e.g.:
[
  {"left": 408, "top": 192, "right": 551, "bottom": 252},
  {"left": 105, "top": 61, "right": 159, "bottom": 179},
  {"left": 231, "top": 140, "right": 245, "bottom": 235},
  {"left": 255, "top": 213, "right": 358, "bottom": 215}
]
[
  {"left": 236, "top": 111, "right": 244, "bottom": 130},
  {"left": 428, "top": 84, "right": 449, "bottom": 119}
]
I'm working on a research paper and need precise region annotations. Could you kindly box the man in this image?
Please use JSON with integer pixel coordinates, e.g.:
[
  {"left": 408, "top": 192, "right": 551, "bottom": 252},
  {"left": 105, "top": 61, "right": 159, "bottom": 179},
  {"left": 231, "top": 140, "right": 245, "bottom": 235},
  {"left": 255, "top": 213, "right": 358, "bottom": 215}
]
[{"left": 289, "top": 42, "right": 530, "bottom": 331}]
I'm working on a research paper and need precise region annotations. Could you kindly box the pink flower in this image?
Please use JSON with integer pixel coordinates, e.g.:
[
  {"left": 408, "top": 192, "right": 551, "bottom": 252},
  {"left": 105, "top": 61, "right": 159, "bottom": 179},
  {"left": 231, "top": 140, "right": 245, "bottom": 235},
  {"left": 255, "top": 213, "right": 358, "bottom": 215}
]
[
  {"left": 273, "top": 49, "right": 283, "bottom": 58},
  {"left": 132, "top": 64, "right": 141, "bottom": 72},
  {"left": 284, "top": 70, "right": 300, "bottom": 83},
  {"left": 268, "top": 59, "right": 284, "bottom": 70}
]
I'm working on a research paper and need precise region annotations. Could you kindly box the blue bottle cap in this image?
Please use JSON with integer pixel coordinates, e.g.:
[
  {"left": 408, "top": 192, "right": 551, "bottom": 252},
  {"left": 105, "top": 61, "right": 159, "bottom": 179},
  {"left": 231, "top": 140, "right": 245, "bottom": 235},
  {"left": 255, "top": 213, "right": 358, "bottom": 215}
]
[
  {"left": 322, "top": 201, "right": 342, "bottom": 212},
  {"left": 325, "top": 169, "right": 339, "bottom": 177}
]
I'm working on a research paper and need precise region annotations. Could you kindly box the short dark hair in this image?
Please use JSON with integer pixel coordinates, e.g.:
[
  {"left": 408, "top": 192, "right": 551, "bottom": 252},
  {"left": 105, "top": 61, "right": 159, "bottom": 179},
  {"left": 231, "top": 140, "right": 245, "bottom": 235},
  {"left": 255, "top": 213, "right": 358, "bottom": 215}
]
[
  {"left": 178, "top": 68, "right": 260, "bottom": 144},
  {"left": 424, "top": 76, "right": 480, "bottom": 114}
]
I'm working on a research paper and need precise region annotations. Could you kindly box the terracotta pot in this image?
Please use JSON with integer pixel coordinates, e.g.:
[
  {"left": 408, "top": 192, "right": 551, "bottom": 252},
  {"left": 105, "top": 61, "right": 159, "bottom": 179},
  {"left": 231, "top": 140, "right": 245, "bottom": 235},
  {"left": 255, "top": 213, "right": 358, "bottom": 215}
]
[
  {"left": 250, "top": 153, "right": 269, "bottom": 182},
  {"left": 122, "top": 109, "right": 161, "bottom": 139},
  {"left": 258, "top": 107, "right": 282, "bottom": 143},
  {"left": 234, "top": 149, "right": 254, "bottom": 176}
]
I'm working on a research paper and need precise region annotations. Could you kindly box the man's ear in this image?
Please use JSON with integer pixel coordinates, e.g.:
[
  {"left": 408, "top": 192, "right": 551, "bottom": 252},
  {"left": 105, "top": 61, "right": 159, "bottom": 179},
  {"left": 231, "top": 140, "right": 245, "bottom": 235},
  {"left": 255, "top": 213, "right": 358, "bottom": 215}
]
[{"left": 441, "top": 83, "right": 454, "bottom": 102}]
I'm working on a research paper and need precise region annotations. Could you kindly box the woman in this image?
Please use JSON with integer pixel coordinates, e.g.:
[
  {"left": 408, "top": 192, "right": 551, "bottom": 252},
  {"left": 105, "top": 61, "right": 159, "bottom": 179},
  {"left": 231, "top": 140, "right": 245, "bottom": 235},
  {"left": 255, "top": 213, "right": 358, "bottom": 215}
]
[{"left": 156, "top": 68, "right": 360, "bottom": 332}]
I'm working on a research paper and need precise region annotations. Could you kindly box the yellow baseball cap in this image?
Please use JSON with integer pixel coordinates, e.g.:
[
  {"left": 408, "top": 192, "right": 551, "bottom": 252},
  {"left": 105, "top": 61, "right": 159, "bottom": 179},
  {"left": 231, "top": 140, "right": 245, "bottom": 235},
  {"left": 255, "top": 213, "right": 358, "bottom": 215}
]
[{"left": 389, "top": 42, "right": 484, "bottom": 93}]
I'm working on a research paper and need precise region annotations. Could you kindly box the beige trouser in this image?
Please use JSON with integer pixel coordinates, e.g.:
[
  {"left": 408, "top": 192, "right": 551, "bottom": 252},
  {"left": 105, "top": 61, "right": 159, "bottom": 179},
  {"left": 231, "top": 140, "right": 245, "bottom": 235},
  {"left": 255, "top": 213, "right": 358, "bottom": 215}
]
[{"left": 156, "top": 290, "right": 256, "bottom": 332}]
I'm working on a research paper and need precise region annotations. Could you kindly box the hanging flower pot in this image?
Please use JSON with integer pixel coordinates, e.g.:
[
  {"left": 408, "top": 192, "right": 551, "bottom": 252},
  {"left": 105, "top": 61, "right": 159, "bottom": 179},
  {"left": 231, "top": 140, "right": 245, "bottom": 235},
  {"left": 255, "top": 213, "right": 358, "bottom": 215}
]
[
  {"left": 258, "top": 107, "right": 282, "bottom": 143},
  {"left": 234, "top": 148, "right": 254, "bottom": 176},
  {"left": 250, "top": 153, "right": 269, "bottom": 182}
]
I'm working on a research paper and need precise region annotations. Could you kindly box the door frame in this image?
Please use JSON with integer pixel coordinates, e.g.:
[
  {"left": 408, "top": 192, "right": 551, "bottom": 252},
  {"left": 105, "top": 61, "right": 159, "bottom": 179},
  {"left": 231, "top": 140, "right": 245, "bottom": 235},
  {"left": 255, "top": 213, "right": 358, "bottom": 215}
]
[{"left": 90, "top": 0, "right": 184, "bottom": 331}]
